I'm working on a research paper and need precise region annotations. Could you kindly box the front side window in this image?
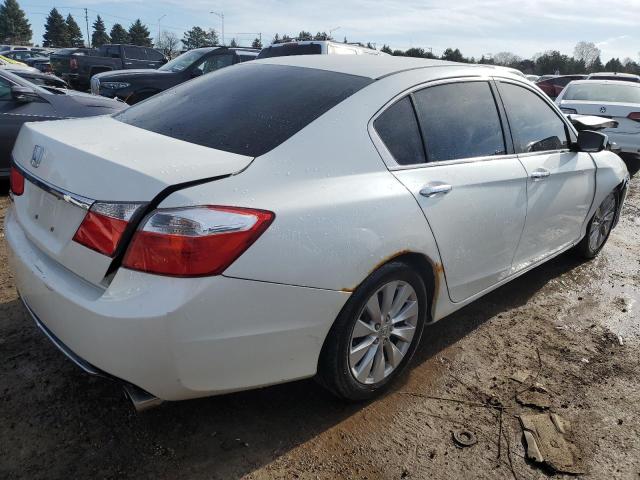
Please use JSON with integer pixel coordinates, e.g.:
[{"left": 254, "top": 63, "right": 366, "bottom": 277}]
[
  {"left": 194, "top": 54, "right": 233, "bottom": 75},
  {"left": 412, "top": 82, "right": 506, "bottom": 162},
  {"left": 499, "top": 82, "right": 569, "bottom": 153},
  {"left": 0, "top": 78, "right": 11, "bottom": 100},
  {"left": 374, "top": 96, "right": 425, "bottom": 165}
]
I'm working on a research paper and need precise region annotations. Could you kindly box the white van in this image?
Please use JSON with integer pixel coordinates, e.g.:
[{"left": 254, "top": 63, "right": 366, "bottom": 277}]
[{"left": 258, "top": 40, "right": 388, "bottom": 59}]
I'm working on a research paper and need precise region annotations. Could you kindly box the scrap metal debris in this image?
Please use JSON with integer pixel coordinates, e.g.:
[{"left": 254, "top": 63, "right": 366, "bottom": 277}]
[
  {"left": 452, "top": 429, "right": 477, "bottom": 448},
  {"left": 516, "top": 383, "right": 551, "bottom": 410},
  {"left": 519, "top": 413, "right": 585, "bottom": 474}
]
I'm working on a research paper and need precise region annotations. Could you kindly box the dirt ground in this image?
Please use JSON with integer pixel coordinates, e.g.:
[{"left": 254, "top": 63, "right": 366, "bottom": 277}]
[{"left": 1, "top": 163, "right": 639, "bottom": 480}]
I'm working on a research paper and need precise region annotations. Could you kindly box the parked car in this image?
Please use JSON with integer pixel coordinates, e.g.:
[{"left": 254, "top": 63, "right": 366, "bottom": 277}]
[
  {"left": 6, "top": 57, "right": 628, "bottom": 410},
  {"left": 257, "top": 40, "right": 387, "bottom": 58},
  {"left": 2, "top": 50, "right": 53, "bottom": 73},
  {"left": 51, "top": 44, "right": 167, "bottom": 90},
  {"left": 536, "top": 74, "right": 587, "bottom": 99},
  {"left": 0, "top": 45, "right": 31, "bottom": 53},
  {"left": 556, "top": 79, "right": 640, "bottom": 160},
  {"left": 0, "top": 69, "right": 125, "bottom": 177},
  {"left": 91, "top": 47, "right": 258, "bottom": 104},
  {"left": 587, "top": 72, "right": 640, "bottom": 83},
  {"left": 9, "top": 69, "right": 67, "bottom": 88}
]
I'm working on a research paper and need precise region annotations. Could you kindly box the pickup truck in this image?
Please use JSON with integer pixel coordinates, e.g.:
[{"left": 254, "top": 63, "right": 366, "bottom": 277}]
[{"left": 51, "top": 44, "right": 167, "bottom": 90}]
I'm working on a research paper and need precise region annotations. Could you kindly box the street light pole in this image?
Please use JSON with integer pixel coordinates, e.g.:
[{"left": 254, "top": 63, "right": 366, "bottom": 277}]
[
  {"left": 157, "top": 14, "right": 166, "bottom": 47},
  {"left": 210, "top": 11, "right": 224, "bottom": 45}
]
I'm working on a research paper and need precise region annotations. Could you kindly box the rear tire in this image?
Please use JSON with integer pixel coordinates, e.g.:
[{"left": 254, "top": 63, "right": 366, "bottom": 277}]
[
  {"left": 574, "top": 191, "right": 618, "bottom": 259},
  {"left": 317, "top": 261, "right": 428, "bottom": 401}
]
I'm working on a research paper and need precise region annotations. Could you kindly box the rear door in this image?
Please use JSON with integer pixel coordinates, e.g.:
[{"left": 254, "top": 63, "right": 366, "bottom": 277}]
[
  {"left": 374, "top": 80, "right": 528, "bottom": 302},
  {"left": 496, "top": 80, "right": 595, "bottom": 269}
]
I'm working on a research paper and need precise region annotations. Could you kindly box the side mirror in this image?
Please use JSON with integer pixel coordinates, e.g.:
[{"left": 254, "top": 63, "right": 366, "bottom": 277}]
[
  {"left": 575, "top": 130, "right": 608, "bottom": 153},
  {"left": 566, "top": 114, "right": 618, "bottom": 131},
  {"left": 11, "top": 85, "right": 40, "bottom": 103}
]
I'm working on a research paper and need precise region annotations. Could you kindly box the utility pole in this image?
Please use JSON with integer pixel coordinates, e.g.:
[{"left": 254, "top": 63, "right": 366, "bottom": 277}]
[
  {"left": 157, "top": 14, "right": 166, "bottom": 47},
  {"left": 84, "top": 8, "right": 90, "bottom": 48},
  {"left": 210, "top": 11, "right": 224, "bottom": 45}
]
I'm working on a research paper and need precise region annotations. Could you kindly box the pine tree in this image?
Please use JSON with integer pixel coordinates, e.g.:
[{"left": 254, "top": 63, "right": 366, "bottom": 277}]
[
  {"left": 0, "top": 0, "right": 32, "bottom": 44},
  {"left": 109, "top": 23, "right": 129, "bottom": 44},
  {"left": 271, "top": 33, "right": 280, "bottom": 44},
  {"left": 380, "top": 44, "right": 392, "bottom": 54},
  {"left": 66, "top": 14, "right": 84, "bottom": 47},
  {"left": 42, "top": 8, "right": 68, "bottom": 47},
  {"left": 128, "top": 19, "right": 152, "bottom": 47},
  {"left": 229, "top": 38, "right": 238, "bottom": 47},
  {"left": 182, "top": 26, "right": 217, "bottom": 49},
  {"left": 91, "top": 15, "right": 110, "bottom": 47},
  {"left": 251, "top": 37, "right": 262, "bottom": 49}
]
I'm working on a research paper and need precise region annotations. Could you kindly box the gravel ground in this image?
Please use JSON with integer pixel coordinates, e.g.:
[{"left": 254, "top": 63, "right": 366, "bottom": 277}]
[{"left": 1, "top": 163, "right": 639, "bottom": 480}]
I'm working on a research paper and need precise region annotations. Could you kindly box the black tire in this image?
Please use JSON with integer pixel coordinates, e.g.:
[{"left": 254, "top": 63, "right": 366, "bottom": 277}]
[
  {"left": 574, "top": 191, "right": 618, "bottom": 259},
  {"left": 317, "top": 261, "right": 428, "bottom": 401}
]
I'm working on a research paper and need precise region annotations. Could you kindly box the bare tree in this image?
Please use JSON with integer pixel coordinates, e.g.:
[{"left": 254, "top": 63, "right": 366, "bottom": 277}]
[
  {"left": 156, "top": 30, "right": 180, "bottom": 58},
  {"left": 574, "top": 41, "right": 601, "bottom": 68},
  {"left": 492, "top": 51, "right": 521, "bottom": 66}
]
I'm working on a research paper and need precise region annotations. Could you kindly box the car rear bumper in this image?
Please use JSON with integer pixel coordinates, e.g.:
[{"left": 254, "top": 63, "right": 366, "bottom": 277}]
[
  {"left": 604, "top": 130, "right": 640, "bottom": 155},
  {"left": 6, "top": 206, "right": 350, "bottom": 401}
]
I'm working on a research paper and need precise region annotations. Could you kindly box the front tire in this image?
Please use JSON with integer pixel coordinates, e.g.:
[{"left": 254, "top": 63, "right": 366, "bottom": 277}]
[
  {"left": 575, "top": 191, "right": 618, "bottom": 259},
  {"left": 318, "top": 261, "right": 428, "bottom": 401}
]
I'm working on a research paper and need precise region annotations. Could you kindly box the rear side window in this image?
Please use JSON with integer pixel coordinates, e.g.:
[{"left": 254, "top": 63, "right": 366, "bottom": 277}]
[
  {"left": 374, "top": 97, "right": 425, "bottom": 165},
  {"left": 123, "top": 46, "right": 146, "bottom": 60},
  {"left": 412, "top": 82, "right": 506, "bottom": 162},
  {"left": 115, "top": 64, "right": 372, "bottom": 157},
  {"left": 499, "top": 82, "right": 569, "bottom": 153},
  {"left": 257, "top": 43, "right": 322, "bottom": 59}
]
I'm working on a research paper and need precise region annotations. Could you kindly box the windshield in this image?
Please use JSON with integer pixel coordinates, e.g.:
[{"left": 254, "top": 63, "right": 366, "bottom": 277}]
[
  {"left": 159, "top": 49, "right": 209, "bottom": 72},
  {"left": 115, "top": 63, "right": 372, "bottom": 157},
  {"left": 564, "top": 83, "right": 640, "bottom": 104},
  {"left": 257, "top": 43, "right": 322, "bottom": 59}
]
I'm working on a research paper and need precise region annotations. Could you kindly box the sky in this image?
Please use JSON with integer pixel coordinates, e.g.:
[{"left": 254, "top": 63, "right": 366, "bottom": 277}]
[{"left": 18, "top": 0, "right": 640, "bottom": 61}]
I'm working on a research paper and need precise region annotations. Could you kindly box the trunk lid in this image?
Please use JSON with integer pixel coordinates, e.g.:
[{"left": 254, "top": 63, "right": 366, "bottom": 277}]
[
  {"left": 11, "top": 115, "right": 254, "bottom": 286},
  {"left": 559, "top": 100, "right": 640, "bottom": 133}
]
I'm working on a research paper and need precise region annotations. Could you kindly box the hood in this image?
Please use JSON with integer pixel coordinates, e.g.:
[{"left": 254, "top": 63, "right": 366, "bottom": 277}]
[
  {"left": 47, "top": 89, "right": 127, "bottom": 115},
  {"left": 94, "top": 69, "right": 172, "bottom": 81}
]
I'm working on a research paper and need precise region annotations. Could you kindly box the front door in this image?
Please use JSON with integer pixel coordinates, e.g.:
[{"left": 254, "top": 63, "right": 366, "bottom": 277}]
[
  {"left": 496, "top": 81, "right": 595, "bottom": 270},
  {"left": 372, "top": 80, "right": 528, "bottom": 302}
]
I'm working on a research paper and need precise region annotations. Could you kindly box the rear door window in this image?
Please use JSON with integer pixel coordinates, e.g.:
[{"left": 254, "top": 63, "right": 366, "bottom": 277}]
[
  {"left": 374, "top": 96, "right": 426, "bottom": 165},
  {"left": 145, "top": 48, "right": 164, "bottom": 61},
  {"left": 123, "top": 46, "right": 146, "bottom": 60},
  {"left": 193, "top": 54, "right": 234, "bottom": 74},
  {"left": 499, "top": 82, "right": 569, "bottom": 153},
  {"left": 115, "top": 64, "right": 372, "bottom": 157},
  {"left": 412, "top": 82, "right": 506, "bottom": 162}
]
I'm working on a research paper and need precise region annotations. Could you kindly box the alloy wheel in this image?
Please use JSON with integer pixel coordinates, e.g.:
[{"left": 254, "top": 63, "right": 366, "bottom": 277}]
[
  {"left": 588, "top": 193, "right": 616, "bottom": 252},
  {"left": 348, "top": 281, "right": 419, "bottom": 385}
]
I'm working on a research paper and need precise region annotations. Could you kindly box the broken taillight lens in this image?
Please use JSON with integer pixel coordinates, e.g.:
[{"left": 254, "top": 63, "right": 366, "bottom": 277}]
[
  {"left": 123, "top": 206, "right": 274, "bottom": 277},
  {"left": 73, "top": 202, "right": 144, "bottom": 257}
]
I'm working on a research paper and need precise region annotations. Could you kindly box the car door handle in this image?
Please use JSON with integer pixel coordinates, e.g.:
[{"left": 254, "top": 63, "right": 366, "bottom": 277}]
[
  {"left": 419, "top": 184, "right": 453, "bottom": 197},
  {"left": 530, "top": 169, "right": 551, "bottom": 181}
]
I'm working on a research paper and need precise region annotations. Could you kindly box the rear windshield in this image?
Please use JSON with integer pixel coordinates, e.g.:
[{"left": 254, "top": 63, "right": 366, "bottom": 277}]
[
  {"left": 257, "top": 43, "right": 322, "bottom": 59},
  {"left": 564, "top": 83, "right": 640, "bottom": 103},
  {"left": 114, "top": 63, "right": 372, "bottom": 157}
]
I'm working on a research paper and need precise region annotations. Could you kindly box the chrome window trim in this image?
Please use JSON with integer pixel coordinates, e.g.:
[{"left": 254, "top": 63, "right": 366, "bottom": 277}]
[
  {"left": 368, "top": 76, "right": 513, "bottom": 171},
  {"left": 12, "top": 159, "right": 94, "bottom": 210}
]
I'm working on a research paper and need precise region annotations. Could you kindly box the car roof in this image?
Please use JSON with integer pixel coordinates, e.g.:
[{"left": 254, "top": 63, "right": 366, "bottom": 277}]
[
  {"left": 588, "top": 72, "right": 640, "bottom": 78},
  {"left": 252, "top": 55, "right": 512, "bottom": 80}
]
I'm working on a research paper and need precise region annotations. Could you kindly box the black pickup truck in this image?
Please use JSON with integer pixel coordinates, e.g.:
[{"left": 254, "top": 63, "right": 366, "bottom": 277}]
[{"left": 50, "top": 44, "right": 167, "bottom": 90}]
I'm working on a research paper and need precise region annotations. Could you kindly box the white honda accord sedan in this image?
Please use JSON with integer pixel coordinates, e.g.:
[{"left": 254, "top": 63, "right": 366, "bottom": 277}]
[{"left": 6, "top": 56, "right": 629, "bottom": 410}]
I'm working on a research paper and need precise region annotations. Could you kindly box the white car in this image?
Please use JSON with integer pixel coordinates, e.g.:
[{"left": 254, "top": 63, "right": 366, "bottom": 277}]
[
  {"left": 556, "top": 79, "right": 640, "bottom": 159},
  {"left": 6, "top": 56, "right": 629, "bottom": 410}
]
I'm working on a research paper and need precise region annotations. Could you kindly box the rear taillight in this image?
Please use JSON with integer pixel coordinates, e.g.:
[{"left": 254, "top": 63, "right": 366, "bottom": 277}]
[
  {"left": 123, "top": 206, "right": 274, "bottom": 277},
  {"left": 9, "top": 166, "right": 24, "bottom": 196},
  {"left": 627, "top": 112, "right": 640, "bottom": 122},
  {"left": 69, "top": 57, "right": 78, "bottom": 69},
  {"left": 73, "top": 202, "right": 144, "bottom": 257}
]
